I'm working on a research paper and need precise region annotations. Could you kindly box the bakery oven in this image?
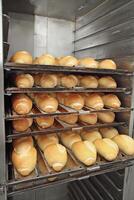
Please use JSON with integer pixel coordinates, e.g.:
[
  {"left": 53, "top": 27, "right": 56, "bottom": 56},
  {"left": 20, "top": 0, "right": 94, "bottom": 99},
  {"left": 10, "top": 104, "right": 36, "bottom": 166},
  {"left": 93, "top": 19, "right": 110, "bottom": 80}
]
[{"left": 1, "top": 0, "right": 134, "bottom": 200}]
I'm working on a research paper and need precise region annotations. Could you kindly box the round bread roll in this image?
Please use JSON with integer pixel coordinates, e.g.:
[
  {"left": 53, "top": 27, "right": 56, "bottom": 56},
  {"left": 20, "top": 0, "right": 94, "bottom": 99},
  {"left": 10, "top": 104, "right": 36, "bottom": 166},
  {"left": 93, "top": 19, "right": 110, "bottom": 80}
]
[
  {"left": 72, "top": 140, "right": 97, "bottom": 166},
  {"left": 64, "top": 93, "right": 84, "bottom": 110},
  {"left": 79, "top": 76, "right": 98, "bottom": 88},
  {"left": 34, "top": 54, "right": 56, "bottom": 65},
  {"left": 99, "top": 59, "right": 117, "bottom": 69},
  {"left": 79, "top": 57, "right": 98, "bottom": 68},
  {"left": 10, "top": 51, "right": 33, "bottom": 64},
  {"left": 61, "top": 75, "right": 79, "bottom": 88},
  {"left": 113, "top": 134, "right": 134, "bottom": 156},
  {"left": 60, "top": 131, "right": 82, "bottom": 149},
  {"left": 59, "top": 56, "right": 78, "bottom": 67},
  {"left": 39, "top": 74, "right": 58, "bottom": 88},
  {"left": 15, "top": 74, "right": 34, "bottom": 88},
  {"left": 36, "top": 133, "right": 59, "bottom": 152},
  {"left": 35, "top": 116, "right": 54, "bottom": 129},
  {"left": 34, "top": 94, "right": 58, "bottom": 113},
  {"left": 98, "top": 76, "right": 117, "bottom": 88},
  {"left": 79, "top": 113, "right": 97, "bottom": 125},
  {"left": 94, "top": 138, "right": 119, "bottom": 161},
  {"left": 12, "top": 94, "right": 33, "bottom": 114},
  {"left": 44, "top": 143, "right": 67, "bottom": 171},
  {"left": 12, "top": 118, "right": 33, "bottom": 132},
  {"left": 98, "top": 112, "right": 115, "bottom": 123},
  {"left": 102, "top": 94, "right": 121, "bottom": 108},
  {"left": 58, "top": 114, "right": 78, "bottom": 124},
  {"left": 12, "top": 137, "right": 37, "bottom": 176},
  {"left": 81, "top": 129, "right": 102, "bottom": 142},
  {"left": 85, "top": 93, "right": 104, "bottom": 110},
  {"left": 99, "top": 127, "right": 119, "bottom": 139}
]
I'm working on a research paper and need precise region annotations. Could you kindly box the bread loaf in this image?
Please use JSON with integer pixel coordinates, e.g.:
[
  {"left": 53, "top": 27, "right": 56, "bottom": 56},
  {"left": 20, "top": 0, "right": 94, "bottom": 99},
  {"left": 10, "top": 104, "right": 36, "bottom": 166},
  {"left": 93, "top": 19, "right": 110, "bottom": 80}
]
[
  {"left": 36, "top": 133, "right": 59, "bottom": 151},
  {"left": 79, "top": 113, "right": 97, "bottom": 125},
  {"left": 72, "top": 140, "right": 97, "bottom": 166},
  {"left": 98, "top": 76, "right": 117, "bottom": 88},
  {"left": 10, "top": 51, "right": 33, "bottom": 64},
  {"left": 35, "top": 116, "right": 54, "bottom": 129},
  {"left": 34, "top": 54, "right": 56, "bottom": 65},
  {"left": 12, "top": 94, "right": 33, "bottom": 114},
  {"left": 12, "top": 118, "right": 33, "bottom": 132},
  {"left": 59, "top": 56, "right": 78, "bottom": 67},
  {"left": 44, "top": 143, "right": 67, "bottom": 171},
  {"left": 81, "top": 129, "right": 102, "bottom": 142},
  {"left": 102, "top": 94, "right": 121, "bottom": 108},
  {"left": 99, "top": 127, "right": 119, "bottom": 139},
  {"left": 15, "top": 74, "right": 34, "bottom": 88},
  {"left": 58, "top": 114, "right": 78, "bottom": 124},
  {"left": 64, "top": 93, "right": 84, "bottom": 110},
  {"left": 61, "top": 75, "right": 79, "bottom": 88},
  {"left": 79, "top": 76, "right": 98, "bottom": 88},
  {"left": 99, "top": 59, "right": 117, "bottom": 69},
  {"left": 40, "top": 74, "right": 58, "bottom": 88},
  {"left": 12, "top": 137, "right": 37, "bottom": 176},
  {"left": 98, "top": 112, "right": 115, "bottom": 123},
  {"left": 60, "top": 131, "right": 82, "bottom": 149},
  {"left": 85, "top": 93, "right": 104, "bottom": 110},
  {"left": 94, "top": 138, "right": 119, "bottom": 161},
  {"left": 79, "top": 57, "right": 98, "bottom": 68},
  {"left": 113, "top": 134, "right": 134, "bottom": 155}
]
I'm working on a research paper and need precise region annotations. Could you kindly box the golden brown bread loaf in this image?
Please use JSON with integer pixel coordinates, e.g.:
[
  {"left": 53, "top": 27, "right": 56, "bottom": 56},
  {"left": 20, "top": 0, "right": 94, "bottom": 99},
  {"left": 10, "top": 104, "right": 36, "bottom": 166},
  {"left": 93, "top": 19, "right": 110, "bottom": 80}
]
[
  {"left": 99, "top": 59, "right": 117, "bottom": 69},
  {"left": 35, "top": 116, "right": 54, "bottom": 129},
  {"left": 79, "top": 76, "right": 98, "bottom": 88},
  {"left": 12, "top": 118, "right": 33, "bottom": 132},
  {"left": 34, "top": 74, "right": 58, "bottom": 88},
  {"left": 33, "top": 93, "right": 58, "bottom": 113},
  {"left": 81, "top": 129, "right": 102, "bottom": 142},
  {"left": 56, "top": 93, "right": 68, "bottom": 104},
  {"left": 79, "top": 113, "right": 97, "bottom": 125},
  {"left": 84, "top": 93, "right": 104, "bottom": 110},
  {"left": 15, "top": 74, "right": 34, "bottom": 88},
  {"left": 99, "top": 127, "right": 119, "bottom": 139},
  {"left": 12, "top": 94, "right": 33, "bottom": 114},
  {"left": 60, "top": 131, "right": 82, "bottom": 149},
  {"left": 33, "top": 54, "right": 56, "bottom": 65},
  {"left": 97, "top": 112, "right": 115, "bottom": 123},
  {"left": 94, "top": 138, "right": 119, "bottom": 161},
  {"left": 64, "top": 93, "right": 84, "bottom": 110},
  {"left": 36, "top": 133, "right": 59, "bottom": 152},
  {"left": 59, "top": 56, "right": 78, "bottom": 67},
  {"left": 10, "top": 51, "right": 33, "bottom": 64},
  {"left": 72, "top": 140, "right": 97, "bottom": 166},
  {"left": 12, "top": 137, "right": 37, "bottom": 176},
  {"left": 44, "top": 143, "right": 67, "bottom": 171},
  {"left": 61, "top": 75, "right": 79, "bottom": 88},
  {"left": 98, "top": 76, "right": 117, "bottom": 88},
  {"left": 102, "top": 94, "right": 121, "bottom": 108},
  {"left": 113, "top": 134, "right": 134, "bottom": 155},
  {"left": 79, "top": 57, "right": 98, "bottom": 68},
  {"left": 58, "top": 114, "right": 78, "bottom": 124}
]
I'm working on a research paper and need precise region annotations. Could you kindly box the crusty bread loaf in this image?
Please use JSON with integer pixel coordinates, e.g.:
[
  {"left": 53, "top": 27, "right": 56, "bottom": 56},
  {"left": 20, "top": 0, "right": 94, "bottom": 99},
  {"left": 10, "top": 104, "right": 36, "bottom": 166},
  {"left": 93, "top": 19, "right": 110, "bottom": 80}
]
[
  {"left": 113, "top": 134, "right": 134, "bottom": 155},
  {"left": 10, "top": 51, "right": 33, "bottom": 64},
  {"left": 64, "top": 93, "right": 84, "bottom": 110},
  {"left": 44, "top": 143, "right": 67, "bottom": 171},
  {"left": 102, "top": 94, "right": 121, "bottom": 108},
  {"left": 94, "top": 138, "right": 119, "bottom": 161},
  {"left": 97, "top": 112, "right": 115, "bottom": 123},
  {"left": 40, "top": 74, "right": 58, "bottom": 88},
  {"left": 72, "top": 140, "right": 97, "bottom": 166},
  {"left": 60, "top": 131, "right": 82, "bottom": 149},
  {"left": 84, "top": 93, "right": 104, "bottom": 110},
  {"left": 81, "top": 129, "right": 102, "bottom": 142},
  {"left": 59, "top": 56, "right": 78, "bottom": 67},
  {"left": 99, "top": 59, "right": 117, "bottom": 69},
  {"left": 36, "top": 133, "right": 59, "bottom": 152},
  {"left": 34, "top": 54, "right": 56, "bottom": 65},
  {"left": 61, "top": 75, "right": 79, "bottom": 88},
  {"left": 12, "top": 137, "right": 37, "bottom": 176},
  {"left": 12, "top": 118, "right": 33, "bottom": 132},
  {"left": 79, "top": 76, "right": 98, "bottom": 88},
  {"left": 12, "top": 94, "right": 33, "bottom": 114},
  {"left": 79, "top": 57, "right": 98, "bottom": 68},
  {"left": 35, "top": 116, "right": 54, "bottom": 129},
  {"left": 79, "top": 113, "right": 97, "bottom": 125},
  {"left": 15, "top": 74, "right": 34, "bottom": 88},
  {"left": 98, "top": 76, "right": 117, "bottom": 88},
  {"left": 99, "top": 127, "right": 119, "bottom": 139},
  {"left": 58, "top": 114, "right": 78, "bottom": 124}
]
